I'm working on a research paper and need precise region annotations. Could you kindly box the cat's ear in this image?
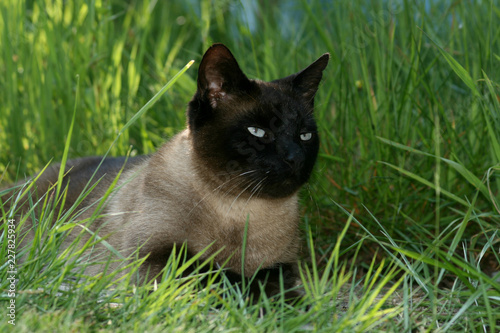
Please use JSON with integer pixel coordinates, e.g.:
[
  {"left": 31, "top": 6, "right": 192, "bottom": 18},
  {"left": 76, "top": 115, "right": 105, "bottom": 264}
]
[
  {"left": 197, "top": 43, "right": 251, "bottom": 108},
  {"left": 289, "top": 53, "right": 330, "bottom": 104}
]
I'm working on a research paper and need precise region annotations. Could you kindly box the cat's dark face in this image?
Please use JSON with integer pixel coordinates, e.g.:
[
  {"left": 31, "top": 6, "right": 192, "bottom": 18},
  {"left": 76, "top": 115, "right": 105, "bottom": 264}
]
[{"left": 188, "top": 44, "right": 329, "bottom": 198}]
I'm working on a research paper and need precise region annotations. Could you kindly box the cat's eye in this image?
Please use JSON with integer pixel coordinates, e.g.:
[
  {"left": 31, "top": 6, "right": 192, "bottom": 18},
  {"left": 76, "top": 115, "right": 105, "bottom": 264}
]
[
  {"left": 247, "top": 127, "right": 266, "bottom": 138},
  {"left": 300, "top": 133, "right": 313, "bottom": 141}
]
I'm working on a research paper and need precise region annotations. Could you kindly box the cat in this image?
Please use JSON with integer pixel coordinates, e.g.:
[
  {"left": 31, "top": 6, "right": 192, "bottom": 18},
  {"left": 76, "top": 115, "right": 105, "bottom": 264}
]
[{"left": 2, "top": 43, "right": 329, "bottom": 301}]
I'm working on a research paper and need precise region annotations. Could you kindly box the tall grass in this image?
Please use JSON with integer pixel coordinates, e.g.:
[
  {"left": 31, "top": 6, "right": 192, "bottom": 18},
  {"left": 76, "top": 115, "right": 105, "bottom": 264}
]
[{"left": 1, "top": 0, "right": 499, "bottom": 331}]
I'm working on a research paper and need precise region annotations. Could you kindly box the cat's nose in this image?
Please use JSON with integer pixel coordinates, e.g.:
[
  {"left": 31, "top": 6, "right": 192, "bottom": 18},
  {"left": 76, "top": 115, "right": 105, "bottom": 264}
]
[{"left": 283, "top": 148, "right": 304, "bottom": 170}]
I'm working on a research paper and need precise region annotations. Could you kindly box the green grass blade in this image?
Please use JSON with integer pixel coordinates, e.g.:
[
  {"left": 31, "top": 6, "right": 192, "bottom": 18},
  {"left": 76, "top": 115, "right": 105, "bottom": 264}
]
[
  {"left": 377, "top": 136, "right": 489, "bottom": 198},
  {"left": 422, "top": 29, "right": 479, "bottom": 96},
  {"left": 55, "top": 75, "right": 80, "bottom": 200},
  {"left": 378, "top": 161, "right": 469, "bottom": 207}
]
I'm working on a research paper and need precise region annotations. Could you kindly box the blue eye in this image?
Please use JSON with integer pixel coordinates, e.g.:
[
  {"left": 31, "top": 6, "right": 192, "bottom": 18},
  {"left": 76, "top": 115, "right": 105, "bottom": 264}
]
[
  {"left": 300, "top": 133, "right": 312, "bottom": 141},
  {"left": 247, "top": 127, "right": 266, "bottom": 138}
]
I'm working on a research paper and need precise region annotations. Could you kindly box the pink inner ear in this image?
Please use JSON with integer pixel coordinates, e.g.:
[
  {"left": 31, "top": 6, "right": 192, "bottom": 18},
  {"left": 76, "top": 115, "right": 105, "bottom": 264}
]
[{"left": 208, "top": 81, "right": 226, "bottom": 108}]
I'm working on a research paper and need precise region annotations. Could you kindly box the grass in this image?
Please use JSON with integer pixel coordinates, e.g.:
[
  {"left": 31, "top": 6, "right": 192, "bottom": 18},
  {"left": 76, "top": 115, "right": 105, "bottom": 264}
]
[{"left": 1, "top": 0, "right": 499, "bottom": 331}]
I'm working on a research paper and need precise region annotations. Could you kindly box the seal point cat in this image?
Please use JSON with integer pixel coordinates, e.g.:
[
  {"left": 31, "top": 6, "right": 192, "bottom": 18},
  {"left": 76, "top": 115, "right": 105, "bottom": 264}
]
[{"left": 3, "top": 43, "right": 329, "bottom": 301}]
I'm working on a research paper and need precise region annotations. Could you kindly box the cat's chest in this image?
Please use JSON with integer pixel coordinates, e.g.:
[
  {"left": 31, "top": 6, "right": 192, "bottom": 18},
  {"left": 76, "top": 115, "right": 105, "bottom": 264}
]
[
  {"left": 187, "top": 193, "right": 300, "bottom": 273},
  {"left": 196, "top": 190, "right": 298, "bottom": 234}
]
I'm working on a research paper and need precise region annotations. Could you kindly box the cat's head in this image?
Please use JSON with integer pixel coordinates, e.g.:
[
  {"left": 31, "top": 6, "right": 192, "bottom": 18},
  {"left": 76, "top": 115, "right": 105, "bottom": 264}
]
[{"left": 188, "top": 43, "right": 329, "bottom": 199}]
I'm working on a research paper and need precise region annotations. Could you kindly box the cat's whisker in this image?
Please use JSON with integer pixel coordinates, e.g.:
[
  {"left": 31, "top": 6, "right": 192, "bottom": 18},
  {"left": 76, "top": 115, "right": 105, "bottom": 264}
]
[
  {"left": 217, "top": 170, "right": 260, "bottom": 199},
  {"left": 217, "top": 175, "right": 251, "bottom": 199},
  {"left": 215, "top": 170, "right": 258, "bottom": 191},
  {"left": 242, "top": 176, "right": 268, "bottom": 210},
  {"left": 223, "top": 171, "right": 267, "bottom": 215},
  {"left": 225, "top": 178, "right": 260, "bottom": 216},
  {"left": 250, "top": 176, "right": 267, "bottom": 197},
  {"left": 187, "top": 170, "right": 259, "bottom": 217},
  {"left": 214, "top": 169, "right": 258, "bottom": 178}
]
